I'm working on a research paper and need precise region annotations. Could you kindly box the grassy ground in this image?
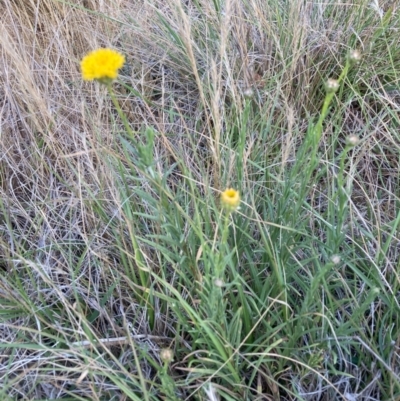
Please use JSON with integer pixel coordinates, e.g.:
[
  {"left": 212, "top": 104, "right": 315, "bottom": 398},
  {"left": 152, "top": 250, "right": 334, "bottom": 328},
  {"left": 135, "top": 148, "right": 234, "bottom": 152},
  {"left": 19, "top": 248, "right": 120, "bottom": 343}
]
[{"left": 0, "top": 0, "right": 399, "bottom": 399}]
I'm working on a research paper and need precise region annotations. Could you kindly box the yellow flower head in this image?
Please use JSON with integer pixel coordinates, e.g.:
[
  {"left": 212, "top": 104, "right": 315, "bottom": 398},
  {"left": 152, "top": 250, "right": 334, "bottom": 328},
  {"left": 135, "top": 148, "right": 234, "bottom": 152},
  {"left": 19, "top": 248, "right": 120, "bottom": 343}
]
[
  {"left": 221, "top": 188, "right": 240, "bottom": 211},
  {"left": 81, "top": 48, "right": 125, "bottom": 82}
]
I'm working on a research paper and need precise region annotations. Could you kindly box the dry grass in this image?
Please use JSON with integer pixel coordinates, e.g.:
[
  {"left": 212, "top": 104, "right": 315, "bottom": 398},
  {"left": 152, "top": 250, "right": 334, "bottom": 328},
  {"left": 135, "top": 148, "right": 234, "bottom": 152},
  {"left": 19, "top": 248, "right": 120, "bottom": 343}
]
[{"left": 0, "top": 0, "right": 399, "bottom": 399}]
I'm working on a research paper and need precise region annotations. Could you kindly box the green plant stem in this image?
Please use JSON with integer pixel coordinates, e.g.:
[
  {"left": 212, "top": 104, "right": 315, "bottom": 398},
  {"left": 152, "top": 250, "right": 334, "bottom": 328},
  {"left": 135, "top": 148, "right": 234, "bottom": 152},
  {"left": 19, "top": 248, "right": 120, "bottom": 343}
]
[
  {"left": 106, "top": 83, "right": 154, "bottom": 326},
  {"left": 216, "top": 211, "right": 231, "bottom": 278},
  {"left": 107, "top": 83, "right": 136, "bottom": 139},
  {"left": 313, "top": 59, "right": 351, "bottom": 144}
]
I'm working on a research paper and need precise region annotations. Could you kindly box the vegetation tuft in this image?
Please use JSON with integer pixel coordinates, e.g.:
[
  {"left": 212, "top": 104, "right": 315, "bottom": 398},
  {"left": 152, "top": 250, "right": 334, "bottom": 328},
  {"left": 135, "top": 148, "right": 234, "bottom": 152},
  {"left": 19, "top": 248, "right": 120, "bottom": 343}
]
[{"left": 0, "top": 0, "right": 399, "bottom": 400}]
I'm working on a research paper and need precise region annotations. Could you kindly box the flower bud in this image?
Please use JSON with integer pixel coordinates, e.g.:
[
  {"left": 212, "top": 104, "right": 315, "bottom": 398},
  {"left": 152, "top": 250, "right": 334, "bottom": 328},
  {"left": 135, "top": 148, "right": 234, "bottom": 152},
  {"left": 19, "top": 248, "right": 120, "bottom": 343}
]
[
  {"left": 221, "top": 188, "right": 240, "bottom": 212},
  {"left": 214, "top": 278, "right": 224, "bottom": 288},
  {"left": 243, "top": 87, "right": 254, "bottom": 99},
  {"left": 346, "top": 135, "right": 359, "bottom": 146},
  {"left": 160, "top": 349, "right": 174, "bottom": 364},
  {"left": 348, "top": 49, "right": 362, "bottom": 64},
  {"left": 325, "top": 78, "right": 340, "bottom": 93}
]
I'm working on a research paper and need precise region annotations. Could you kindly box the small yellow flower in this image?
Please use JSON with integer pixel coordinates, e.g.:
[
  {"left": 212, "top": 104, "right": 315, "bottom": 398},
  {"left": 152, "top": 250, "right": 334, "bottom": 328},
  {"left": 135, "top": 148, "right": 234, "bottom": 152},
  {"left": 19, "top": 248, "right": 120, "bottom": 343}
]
[
  {"left": 221, "top": 188, "right": 240, "bottom": 211},
  {"left": 80, "top": 48, "right": 125, "bottom": 82}
]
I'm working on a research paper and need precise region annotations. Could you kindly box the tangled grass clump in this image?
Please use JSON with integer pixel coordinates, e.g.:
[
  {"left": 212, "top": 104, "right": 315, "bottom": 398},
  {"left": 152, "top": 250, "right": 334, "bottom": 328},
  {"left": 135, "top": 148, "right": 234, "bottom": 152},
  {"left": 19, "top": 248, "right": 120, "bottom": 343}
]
[{"left": 0, "top": 0, "right": 399, "bottom": 400}]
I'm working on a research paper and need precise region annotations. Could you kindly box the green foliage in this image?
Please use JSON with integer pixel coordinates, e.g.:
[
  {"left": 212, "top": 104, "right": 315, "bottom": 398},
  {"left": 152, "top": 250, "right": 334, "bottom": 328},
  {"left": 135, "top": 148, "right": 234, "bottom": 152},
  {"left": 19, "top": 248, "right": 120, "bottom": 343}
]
[{"left": 1, "top": 0, "right": 400, "bottom": 399}]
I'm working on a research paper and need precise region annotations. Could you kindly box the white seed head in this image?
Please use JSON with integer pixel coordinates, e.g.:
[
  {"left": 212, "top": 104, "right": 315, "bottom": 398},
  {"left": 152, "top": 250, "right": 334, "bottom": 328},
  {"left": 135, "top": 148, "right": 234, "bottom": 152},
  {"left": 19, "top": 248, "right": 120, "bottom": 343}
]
[
  {"left": 243, "top": 87, "right": 254, "bottom": 99},
  {"left": 325, "top": 78, "right": 340, "bottom": 93},
  {"left": 347, "top": 135, "right": 360, "bottom": 146},
  {"left": 160, "top": 348, "right": 174, "bottom": 363},
  {"left": 349, "top": 49, "right": 362, "bottom": 63},
  {"left": 214, "top": 278, "right": 224, "bottom": 288},
  {"left": 331, "top": 255, "right": 341, "bottom": 265}
]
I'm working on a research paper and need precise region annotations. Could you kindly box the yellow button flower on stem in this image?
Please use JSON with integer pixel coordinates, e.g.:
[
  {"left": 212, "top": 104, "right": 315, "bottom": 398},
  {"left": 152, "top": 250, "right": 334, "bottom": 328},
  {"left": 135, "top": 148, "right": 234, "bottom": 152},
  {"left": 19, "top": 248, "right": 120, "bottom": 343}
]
[
  {"left": 81, "top": 48, "right": 125, "bottom": 82},
  {"left": 221, "top": 188, "right": 240, "bottom": 211}
]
